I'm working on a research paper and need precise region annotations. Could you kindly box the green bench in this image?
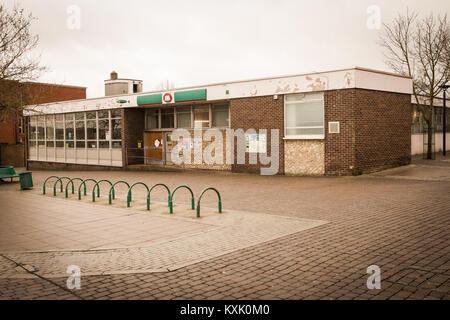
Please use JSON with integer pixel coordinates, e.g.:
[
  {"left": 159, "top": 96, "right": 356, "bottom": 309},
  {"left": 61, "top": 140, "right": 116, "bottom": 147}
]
[{"left": 0, "top": 166, "right": 20, "bottom": 182}]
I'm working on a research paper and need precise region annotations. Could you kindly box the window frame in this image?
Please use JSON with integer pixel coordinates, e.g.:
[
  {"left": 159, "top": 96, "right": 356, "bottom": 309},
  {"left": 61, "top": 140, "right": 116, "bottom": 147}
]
[{"left": 283, "top": 92, "right": 325, "bottom": 140}]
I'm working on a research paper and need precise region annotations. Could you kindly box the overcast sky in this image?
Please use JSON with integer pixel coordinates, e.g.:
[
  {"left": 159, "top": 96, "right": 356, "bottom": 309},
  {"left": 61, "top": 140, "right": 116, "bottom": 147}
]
[{"left": 2, "top": 0, "right": 449, "bottom": 98}]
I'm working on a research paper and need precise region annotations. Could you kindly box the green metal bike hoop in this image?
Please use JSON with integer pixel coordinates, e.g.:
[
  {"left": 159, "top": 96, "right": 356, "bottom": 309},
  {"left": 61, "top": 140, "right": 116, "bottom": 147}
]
[
  {"left": 147, "top": 183, "right": 171, "bottom": 210},
  {"left": 43, "top": 176, "right": 60, "bottom": 194},
  {"left": 196, "top": 187, "right": 222, "bottom": 218},
  {"left": 77, "top": 179, "right": 98, "bottom": 200},
  {"left": 126, "top": 182, "right": 150, "bottom": 208},
  {"left": 65, "top": 178, "right": 84, "bottom": 198},
  {"left": 52, "top": 177, "right": 71, "bottom": 196},
  {"left": 108, "top": 181, "right": 130, "bottom": 205},
  {"left": 169, "top": 185, "right": 195, "bottom": 214},
  {"left": 92, "top": 179, "right": 113, "bottom": 202}
]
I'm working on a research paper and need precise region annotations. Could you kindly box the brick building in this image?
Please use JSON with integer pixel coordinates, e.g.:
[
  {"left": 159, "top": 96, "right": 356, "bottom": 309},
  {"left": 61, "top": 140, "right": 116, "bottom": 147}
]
[
  {"left": 23, "top": 67, "right": 416, "bottom": 175},
  {"left": 0, "top": 81, "right": 86, "bottom": 166}
]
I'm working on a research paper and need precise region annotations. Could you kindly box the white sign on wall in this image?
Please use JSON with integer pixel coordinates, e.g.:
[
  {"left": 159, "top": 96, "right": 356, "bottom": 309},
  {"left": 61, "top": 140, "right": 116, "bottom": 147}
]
[{"left": 245, "top": 133, "right": 267, "bottom": 153}]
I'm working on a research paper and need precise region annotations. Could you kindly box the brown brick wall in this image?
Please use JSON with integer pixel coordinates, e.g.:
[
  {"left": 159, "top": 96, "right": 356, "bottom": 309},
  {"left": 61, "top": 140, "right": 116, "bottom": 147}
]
[
  {"left": 0, "top": 144, "right": 25, "bottom": 167},
  {"left": 122, "top": 108, "right": 145, "bottom": 166},
  {"left": 324, "top": 89, "right": 357, "bottom": 175},
  {"left": 229, "top": 95, "right": 284, "bottom": 174},
  {"left": 324, "top": 89, "right": 411, "bottom": 175},
  {"left": 354, "top": 89, "right": 411, "bottom": 174},
  {"left": 0, "top": 81, "right": 86, "bottom": 145}
]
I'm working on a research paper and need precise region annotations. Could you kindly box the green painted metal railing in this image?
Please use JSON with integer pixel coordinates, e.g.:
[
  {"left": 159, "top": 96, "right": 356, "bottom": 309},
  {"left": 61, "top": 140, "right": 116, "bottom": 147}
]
[
  {"left": 42, "top": 176, "right": 60, "bottom": 194},
  {"left": 127, "top": 182, "right": 150, "bottom": 208},
  {"left": 196, "top": 187, "right": 222, "bottom": 218},
  {"left": 52, "top": 177, "right": 71, "bottom": 196},
  {"left": 169, "top": 185, "right": 195, "bottom": 214},
  {"left": 65, "top": 177, "right": 84, "bottom": 198},
  {"left": 108, "top": 180, "right": 130, "bottom": 205},
  {"left": 78, "top": 178, "right": 98, "bottom": 200},
  {"left": 92, "top": 180, "right": 113, "bottom": 202},
  {"left": 147, "top": 183, "right": 171, "bottom": 210}
]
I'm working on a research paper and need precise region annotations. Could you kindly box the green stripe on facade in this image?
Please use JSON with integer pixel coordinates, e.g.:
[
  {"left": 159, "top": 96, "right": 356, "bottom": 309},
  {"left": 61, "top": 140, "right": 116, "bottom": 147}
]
[
  {"left": 137, "top": 94, "right": 163, "bottom": 105},
  {"left": 174, "top": 89, "right": 207, "bottom": 102}
]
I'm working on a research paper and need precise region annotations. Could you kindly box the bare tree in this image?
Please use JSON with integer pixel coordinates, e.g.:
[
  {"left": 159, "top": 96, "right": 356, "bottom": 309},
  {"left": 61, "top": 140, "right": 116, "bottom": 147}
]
[
  {"left": 0, "top": 4, "right": 45, "bottom": 121},
  {"left": 380, "top": 10, "right": 450, "bottom": 159}
]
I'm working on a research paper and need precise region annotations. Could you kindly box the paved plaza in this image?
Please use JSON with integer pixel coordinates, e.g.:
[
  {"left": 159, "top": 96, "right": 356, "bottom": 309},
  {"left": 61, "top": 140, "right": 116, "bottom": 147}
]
[{"left": 0, "top": 158, "right": 449, "bottom": 300}]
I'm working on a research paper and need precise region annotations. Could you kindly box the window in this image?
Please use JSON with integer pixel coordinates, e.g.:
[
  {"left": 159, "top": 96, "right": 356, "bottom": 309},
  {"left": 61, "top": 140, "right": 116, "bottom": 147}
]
[
  {"left": 112, "top": 119, "right": 121, "bottom": 139},
  {"left": 98, "top": 119, "right": 109, "bottom": 139},
  {"left": 146, "top": 109, "right": 159, "bottom": 129},
  {"left": 284, "top": 92, "right": 324, "bottom": 139},
  {"left": 212, "top": 104, "right": 229, "bottom": 127},
  {"left": 194, "top": 105, "right": 209, "bottom": 128},
  {"left": 76, "top": 120, "right": 85, "bottom": 140},
  {"left": 46, "top": 115, "right": 54, "bottom": 140},
  {"left": 161, "top": 108, "right": 174, "bottom": 128},
  {"left": 27, "top": 109, "right": 122, "bottom": 166},
  {"left": 86, "top": 120, "right": 97, "bottom": 139},
  {"left": 65, "top": 114, "right": 74, "bottom": 141},
  {"left": 177, "top": 107, "right": 191, "bottom": 128}
]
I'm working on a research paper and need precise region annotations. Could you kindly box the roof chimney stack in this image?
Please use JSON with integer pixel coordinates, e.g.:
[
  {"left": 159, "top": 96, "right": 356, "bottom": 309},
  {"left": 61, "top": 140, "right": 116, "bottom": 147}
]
[{"left": 104, "top": 71, "right": 143, "bottom": 96}]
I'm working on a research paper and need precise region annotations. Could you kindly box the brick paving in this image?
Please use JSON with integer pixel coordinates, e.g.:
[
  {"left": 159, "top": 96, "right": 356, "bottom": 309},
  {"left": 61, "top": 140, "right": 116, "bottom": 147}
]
[{"left": 0, "top": 160, "right": 449, "bottom": 300}]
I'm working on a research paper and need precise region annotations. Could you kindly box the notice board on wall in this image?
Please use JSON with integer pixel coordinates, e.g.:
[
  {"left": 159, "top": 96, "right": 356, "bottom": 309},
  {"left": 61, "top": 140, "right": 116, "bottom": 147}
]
[{"left": 245, "top": 133, "right": 267, "bottom": 153}]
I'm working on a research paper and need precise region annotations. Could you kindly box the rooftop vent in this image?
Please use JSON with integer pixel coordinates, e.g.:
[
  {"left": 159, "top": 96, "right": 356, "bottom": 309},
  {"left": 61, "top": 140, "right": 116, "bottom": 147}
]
[{"left": 110, "top": 71, "right": 118, "bottom": 80}]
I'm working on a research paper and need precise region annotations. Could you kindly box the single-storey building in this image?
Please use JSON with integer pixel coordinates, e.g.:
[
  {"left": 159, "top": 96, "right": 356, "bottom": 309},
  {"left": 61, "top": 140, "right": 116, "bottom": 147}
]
[{"left": 24, "top": 67, "right": 438, "bottom": 175}]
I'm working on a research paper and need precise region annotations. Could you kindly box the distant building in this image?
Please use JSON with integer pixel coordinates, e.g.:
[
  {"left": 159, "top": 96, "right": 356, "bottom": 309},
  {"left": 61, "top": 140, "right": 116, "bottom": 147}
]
[
  {"left": 104, "top": 71, "right": 142, "bottom": 96},
  {"left": 0, "top": 81, "right": 86, "bottom": 166}
]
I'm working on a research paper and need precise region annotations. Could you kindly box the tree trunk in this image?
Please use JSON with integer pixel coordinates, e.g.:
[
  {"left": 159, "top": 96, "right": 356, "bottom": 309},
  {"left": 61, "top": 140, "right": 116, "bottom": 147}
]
[{"left": 427, "top": 124, "right": 433, "bottom": 159}]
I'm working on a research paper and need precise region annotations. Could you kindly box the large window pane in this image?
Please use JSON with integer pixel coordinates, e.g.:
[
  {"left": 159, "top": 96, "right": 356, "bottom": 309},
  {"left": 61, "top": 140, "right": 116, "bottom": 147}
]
[
  {"left": 212, "top": 105, "right": 229, "bottom": 127},
  {"left": 98, "top": 119, "right": 109, "bottom": 140},
  {"left": 111, "top": 109, "right": 121, "bottom": 118},
  {"left": 112, "top": 119, "right": 121, "bottom": 139},
  {"left": 284, "top": 93, "right": 324, "bottom": 137},
  {"left": 46, "top": 115, "right": 54, "bottom": 140},
  {"left": 146, "top": 109, "right": 158, "bottom": 129},
  {"left": 55, "top": 121, "right": 64, "bottom": 140},
  {"left": 75, "top": 112, "right": 84, "bottom": 120},
  {"left": 76, "top": 121, "right": 85, "bottom": 140},
  {"left": 37, "top": 117, "right": 45, "bottom": 139},
  {"left": 177, "top": 107, "right": 191, "bottom": 128},
  {"left": 86, "top": 111, "right": 96, "bottom": 120},
  {"left": 65, "top": 120, "right": 74, "bottom": 141},
  {"left": 161, "top": 108, "right": 174, "bottom": 128},
  {"left": 98, "top": 110, "right": 108, "bottom": 119},
  {"left": 194, "top": 105, "right": 209, "bottom": 128},
  {"left": 29, "top": 117, "right": 37, "bottom": 140},
  {"left": 86, "top": 120, "right": 97, "bottom": 139}
]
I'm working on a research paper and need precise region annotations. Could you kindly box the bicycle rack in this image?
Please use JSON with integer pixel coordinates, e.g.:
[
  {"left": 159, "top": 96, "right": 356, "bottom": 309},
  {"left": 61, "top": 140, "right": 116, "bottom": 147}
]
[
  {"left": 196, "top": 187, "right": 222, "bottom": 218},
  {"left": 52, "top": 177, "right": 71, "bottom": 196},
  {"left": 169, "top": 185, "right": 195, "bottom": 214},
  {"left": 92, "top": 180, "right": 113, "bottom": 202},
  {"left": 78, "top": 178, "right": 98, "bottom": 200},
  {"left": 42, "top": 176, "right": 60, "bottom": 195},
  {"left": 65, "top": 177, "right": 84, "bottom": 198},
  {"left": 127, "top": 182, "right": 150, "bottom": 208},
  {"left": 147, "top": 183, "right": 171, "bottom": 210},
  {"left": 108, "top": 180, "right": 130, "bottom": 205}
]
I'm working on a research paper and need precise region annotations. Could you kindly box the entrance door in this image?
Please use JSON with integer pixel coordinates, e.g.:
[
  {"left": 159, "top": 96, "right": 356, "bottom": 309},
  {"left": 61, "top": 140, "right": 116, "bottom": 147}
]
[{"left": 144, "top": 132, "right": 163, "bottom": 164}]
